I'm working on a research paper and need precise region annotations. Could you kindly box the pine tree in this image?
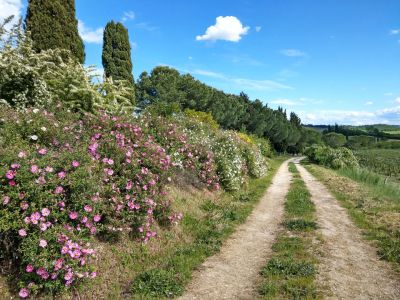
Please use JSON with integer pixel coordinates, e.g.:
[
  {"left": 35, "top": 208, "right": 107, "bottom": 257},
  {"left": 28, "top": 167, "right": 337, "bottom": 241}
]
[
  {"left": 25, "top": 0, "right": 85, "bottom": 63},
  {"left": 102, "top": 21, "right": 134, "bottom": 86}
]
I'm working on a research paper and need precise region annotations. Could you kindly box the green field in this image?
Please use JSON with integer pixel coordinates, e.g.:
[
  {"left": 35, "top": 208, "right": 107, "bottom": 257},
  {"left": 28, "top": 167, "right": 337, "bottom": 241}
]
[{"left": 354, "top": 149, "right": 400, "bottom": 181}]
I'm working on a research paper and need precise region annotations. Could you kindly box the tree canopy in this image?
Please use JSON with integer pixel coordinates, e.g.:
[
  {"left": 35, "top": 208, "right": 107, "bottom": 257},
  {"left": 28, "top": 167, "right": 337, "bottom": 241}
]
[{"left": 25, "top": 0, "right": 85, "bottom": 63}]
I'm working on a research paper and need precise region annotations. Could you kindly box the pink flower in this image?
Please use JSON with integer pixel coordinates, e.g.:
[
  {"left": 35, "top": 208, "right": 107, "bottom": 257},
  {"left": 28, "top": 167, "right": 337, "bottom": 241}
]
[
  {"left": 64, "top": 271, "right": 73, "bottom": 281},
  {"left": 30, "top": 165, "right": 39, "bottom": 174},
  {"left": 40, "top": 223, "right": 48, "bottom": 231},
  {"left": 5, "top": 170, "right": 15, "bottom": 179},
  {"left": 20, "top": 202, "right": 29, "bottom": 210},
  {"left": 72, "top": 160, "right": 80, "bottom": 168},
  {"left": 39, "top": 239, "right": 47, "bottom": 248},
  {"left": 11, "top": 163, "right": 21, "bottom": 169},
  {"left": 90, "top": 271, "right": 97, "bottom": 278},
  {"left": 69, "top": 211, "right": 78, "bottom": 220},
  {"left": 58, "top": 171, "right": 66, "bottom": 179},
  {"left": 84, "top": 205, "right": 92, "bottom": 212},
  {"left": 45, "top": 166, "right": 54, "bottom": 173},
  {"left": 41, "top": 208, "right": 50, "bottom": 216},
  {"left": 8, "top": 180, "right": 16, "bottom": 186},
  {"left": 93, "top": 215, "right": 101, "bottom": 222},
  {"left": 18, "top": 229, "right": 27, "bottom": 237},
  {"left": 18, "top": 151, "right": 27, "bottom": 158},
  {"left": 54, "top": 186, "right": 64, "bottom": 194},
  {"left": 26, "top": 264, "right": 34, "bottom": 273},
  {"left": 38, "top": 148, "right": 47, "bottom": 155},
  {"left": 2, "top": 196, "right": 10, "bottom": 205},
  {"left": 19, "top": 288, "right": 29, "bottom": 298}
]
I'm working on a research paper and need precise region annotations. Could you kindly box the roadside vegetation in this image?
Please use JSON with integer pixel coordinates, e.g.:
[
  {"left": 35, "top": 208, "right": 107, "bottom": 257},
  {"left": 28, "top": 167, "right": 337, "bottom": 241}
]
[
  {"left": 259, "top": 162, "right": 321, "bottom": 299},
  {"left": 304, "top": 164, "right": 400, "bottom": 273}
]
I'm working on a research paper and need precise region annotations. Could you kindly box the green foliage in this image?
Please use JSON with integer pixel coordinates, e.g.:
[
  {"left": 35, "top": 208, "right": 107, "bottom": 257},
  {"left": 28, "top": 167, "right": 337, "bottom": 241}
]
[
  {"left": 323, "top": 132, "right": 346, "bottom": 148},
  {"left": 0, "top": 19, "right": 134, "bottom": 114},
  {"left": 346, "top": 135, "right": 376, "bottom": 149},
  {"left": 136, "top": 66, "right": 302, "bottom": 152},
  {"left": 283, "top": 219, "right": 317, "bottom": 231},
  {"left": 184, "top": 109, "right": 219, "bottom": 130},
  {"left": 102, "top": 21, "right": 134, "bottom": 103},
  {"left": 25, "top": 0, "right": 85, "bottom": 63},
  {"left": 354, "top": 149, "right": 400, "bottom": 180},
  {"left": 305, "top": 145, "right": 359, "bottom": 169},
  {"left": 131, "top": 269, "right": 182, "bottom": 297}
]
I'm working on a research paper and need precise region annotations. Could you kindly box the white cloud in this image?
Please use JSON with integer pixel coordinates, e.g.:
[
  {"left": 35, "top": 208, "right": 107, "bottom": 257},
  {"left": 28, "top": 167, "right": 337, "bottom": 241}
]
[
  {"left": 192, "top": 69, "right": 226, "bottom": 79},
  {"left": 365, "top": 101, "right": 373, "bottom": 105},
  {"left": 271, "top": 99, "right": 303, "bottom": 106},
  {"left": 384, "top": 92, "right": 394, "bottom": 96},
  {"left": 389, "top": 29, "right": 400, "bottom": 35},
  {"left": 280, "top": 49, "right": 306, "bottom": 57},
  {"left": 191, "top": 69, "right": 292, "bottom": 91},
  {"left": 0, "top": 0, "right": 22, "bottom": 23},
  {"left": 78, "top": 20, "right": 103, "bottom": 44},
  {"left": 231, "top": 78, "right": 292, "bottom": 91},
  {"left": 395, "top": 97, "right": 400, "bottom": 104},
  {"left": 302, "top": 106, "right": 400, "bottom": 125},
  {"left": 135, "top": 22, "right": 158, "bottom": 32},
  {"left": 196, "top": 16, "right": 249, "bottom": 42},
  {"left": 122, "top": 11, "right": 135, "bottom": 22},
  {"left": 255, "top": 26, "right": 262, "bottom": 32}
]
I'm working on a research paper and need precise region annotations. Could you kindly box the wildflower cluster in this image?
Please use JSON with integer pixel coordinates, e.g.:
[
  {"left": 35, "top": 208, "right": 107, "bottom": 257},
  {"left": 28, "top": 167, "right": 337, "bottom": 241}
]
[{"left": 0, "top": 105, "right": 270, "bottom": 297}]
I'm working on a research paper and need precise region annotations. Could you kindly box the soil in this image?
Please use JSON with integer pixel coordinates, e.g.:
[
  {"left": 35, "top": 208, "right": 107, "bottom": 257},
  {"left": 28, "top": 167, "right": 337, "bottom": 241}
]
[
  {"left": 296, "top": 160, "right": 400, "bottom": 299},
  {"left": 179, "top": 159, "right": 294, "bottom": 300}
]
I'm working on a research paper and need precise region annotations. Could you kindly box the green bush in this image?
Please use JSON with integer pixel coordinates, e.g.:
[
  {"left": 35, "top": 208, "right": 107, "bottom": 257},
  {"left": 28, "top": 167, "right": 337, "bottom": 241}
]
[
  {"left": 305, "top": 145, "right": 359, "bottom": 169},
  {"left": 0, "top": 18, "right": 133, "bottom": 114}
]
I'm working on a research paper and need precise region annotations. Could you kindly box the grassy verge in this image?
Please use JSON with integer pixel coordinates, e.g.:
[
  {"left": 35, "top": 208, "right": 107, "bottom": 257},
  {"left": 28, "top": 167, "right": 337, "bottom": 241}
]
[
  {"left": 259, "top": 162, "right": 320, "bottom": 299},
  {"left": 304, "top": 163, "right": 400, "bottom": 273}
]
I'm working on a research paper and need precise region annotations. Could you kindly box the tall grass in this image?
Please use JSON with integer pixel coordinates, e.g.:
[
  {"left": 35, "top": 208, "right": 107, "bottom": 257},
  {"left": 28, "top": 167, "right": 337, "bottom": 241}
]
[{"left": 338, "top": 167, "right": 400, "bottom": 200}]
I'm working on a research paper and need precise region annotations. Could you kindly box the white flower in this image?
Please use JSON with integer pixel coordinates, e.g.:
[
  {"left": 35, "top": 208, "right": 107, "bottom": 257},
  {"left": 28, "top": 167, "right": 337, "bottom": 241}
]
[
  {"left": 32, "top": 108, "right": 39, "bottom": 114},
  {"left": 40, "top": 127, "right": 47, "bottom": 132},
  {"left": 29, "top": 135, "right": 38, "bottom": 141}
]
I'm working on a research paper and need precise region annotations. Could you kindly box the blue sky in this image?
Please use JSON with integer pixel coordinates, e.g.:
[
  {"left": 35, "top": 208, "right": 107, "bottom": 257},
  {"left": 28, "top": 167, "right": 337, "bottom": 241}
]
[{"left": 2, "top": 0, "right": 400, "bottom": 125}]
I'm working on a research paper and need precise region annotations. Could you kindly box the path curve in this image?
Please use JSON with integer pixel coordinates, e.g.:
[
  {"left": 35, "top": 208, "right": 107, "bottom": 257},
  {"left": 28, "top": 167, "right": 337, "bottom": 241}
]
[
  {"left": 179, "top": 159, "right": 294, "bottom": 300},
  {"left": 296, "top": 160, "right": 400, "bottom": 299}
]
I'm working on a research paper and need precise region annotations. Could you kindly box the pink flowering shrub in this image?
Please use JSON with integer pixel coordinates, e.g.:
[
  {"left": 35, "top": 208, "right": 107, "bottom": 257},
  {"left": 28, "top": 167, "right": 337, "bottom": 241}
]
[{"left": 0, "top": 104, "right": 269, "bottom": 297}]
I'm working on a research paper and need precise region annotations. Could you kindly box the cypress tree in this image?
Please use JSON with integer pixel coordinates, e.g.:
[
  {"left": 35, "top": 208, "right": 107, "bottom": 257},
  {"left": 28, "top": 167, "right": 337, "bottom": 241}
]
[
  {"left": 102, "top": 21, "right": 134, "bottom": 86},
  {"left": 25, "top": 0, "right": 85, "bottom": 63}
]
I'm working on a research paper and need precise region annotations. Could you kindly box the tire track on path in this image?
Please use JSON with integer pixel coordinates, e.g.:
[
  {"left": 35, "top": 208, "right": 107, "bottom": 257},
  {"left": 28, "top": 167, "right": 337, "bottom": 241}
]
[
  {"left": 179, "top": 159, "right": 294, "bottom": 300},
  {"left": 296, "top": 160, "right": 400, "bottom": 299}
]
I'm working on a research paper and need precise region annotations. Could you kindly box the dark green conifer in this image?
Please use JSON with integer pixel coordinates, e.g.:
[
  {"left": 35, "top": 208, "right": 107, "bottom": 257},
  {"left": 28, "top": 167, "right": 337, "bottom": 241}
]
[
  {"left": 102, "top": 21, "right": 134, "bottom": 86},
  {"left": 25, "top": 0, "right": 85, "bottom": 63}
]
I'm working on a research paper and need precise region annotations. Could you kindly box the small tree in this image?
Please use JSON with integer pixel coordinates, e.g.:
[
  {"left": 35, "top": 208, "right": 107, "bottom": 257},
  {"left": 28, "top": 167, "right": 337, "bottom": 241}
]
[
  {"left": 25, "top": 0, "right": 85, "bottom": 63},
  {"left": 323, "top": 132, "right": 346, "bottom": 148}
]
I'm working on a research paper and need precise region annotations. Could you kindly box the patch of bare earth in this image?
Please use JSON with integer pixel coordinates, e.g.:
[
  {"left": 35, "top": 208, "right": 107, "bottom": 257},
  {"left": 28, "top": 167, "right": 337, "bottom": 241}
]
[
  {"left": 296, "top": 162, "right": 400, "bottom": 299},
  {"left": 179, "top": 159, "right": 293, "bottom": 300}
]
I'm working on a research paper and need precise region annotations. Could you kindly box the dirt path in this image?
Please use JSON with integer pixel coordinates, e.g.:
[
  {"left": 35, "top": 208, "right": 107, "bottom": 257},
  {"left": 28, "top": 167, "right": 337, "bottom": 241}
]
[
  {"left": 179, "top": 159, "right": 293, "bottom": 300},
  {"left": 296, "top": 160, "right": 400, "bottom": 299}
]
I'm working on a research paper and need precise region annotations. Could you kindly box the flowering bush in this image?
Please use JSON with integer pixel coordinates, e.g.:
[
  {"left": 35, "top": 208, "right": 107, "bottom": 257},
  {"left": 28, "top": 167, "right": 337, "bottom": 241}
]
[
  {"left": 0, "top": 104, "right": 271, "bottom": 297},
  {"left": 0, "top": 106, "right": 175, "bottom": 297},
  {"left": 305, "top": 145, "right": 359, "bottom": 169}
]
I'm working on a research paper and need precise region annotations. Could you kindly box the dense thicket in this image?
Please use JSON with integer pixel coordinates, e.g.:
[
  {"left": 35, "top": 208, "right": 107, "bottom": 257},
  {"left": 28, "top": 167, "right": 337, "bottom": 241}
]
[
  {"left": 102, "top": 22, "right": 134, "bottom": 85},
  {"left": 25, "top": 0, "right": 85, "bottom": 63},
  {"left": 136, "top": 66, "right": 306, "bottom": 152}
]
